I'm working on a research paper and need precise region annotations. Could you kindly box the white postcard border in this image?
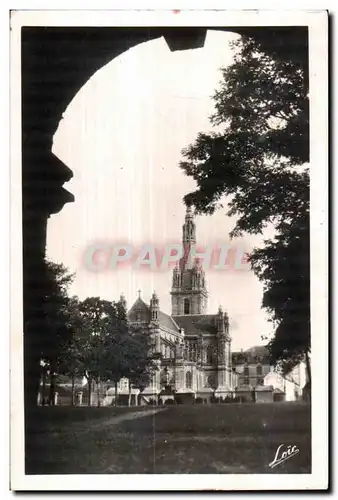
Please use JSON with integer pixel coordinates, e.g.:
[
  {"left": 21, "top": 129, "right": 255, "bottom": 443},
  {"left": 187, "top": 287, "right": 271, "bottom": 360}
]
[{"left": 10, "top": 9, "right": 328, "bottom": 491}]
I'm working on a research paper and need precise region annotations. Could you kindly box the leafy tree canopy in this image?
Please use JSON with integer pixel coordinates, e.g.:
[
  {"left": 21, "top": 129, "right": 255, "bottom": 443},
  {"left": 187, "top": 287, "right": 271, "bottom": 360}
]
[
  {"left": 40, "top": 260, "right": 75, "bottom": 366},
  {"left": 179, "top": 35, "right": 310, "bottom": 378}
]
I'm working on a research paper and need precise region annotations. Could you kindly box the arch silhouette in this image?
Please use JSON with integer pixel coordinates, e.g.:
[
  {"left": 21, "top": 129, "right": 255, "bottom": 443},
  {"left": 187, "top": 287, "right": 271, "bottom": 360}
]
[{"left": 21, "top": 24, "right": 308, "bottom": 419}]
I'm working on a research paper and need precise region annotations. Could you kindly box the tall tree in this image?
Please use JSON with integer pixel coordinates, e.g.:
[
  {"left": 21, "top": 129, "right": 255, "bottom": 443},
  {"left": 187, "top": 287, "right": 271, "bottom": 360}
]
[
  {"left": 57, "top": 296, "right": 86, "bottom": 405},
  {"left": 57, "top": 296, "right": 158, "bottom": 407},
  {"left": 179, "top": 35, "right": 310, "bottom": 380},
  {"left": 122, "top": 327, "right": 156, "bottom": 406},
  {"left": 77, "top": 297, "right": 118, "bottom": 406},
  {"left": 40, "top": 260, "right": 75, "bottom": 405}
]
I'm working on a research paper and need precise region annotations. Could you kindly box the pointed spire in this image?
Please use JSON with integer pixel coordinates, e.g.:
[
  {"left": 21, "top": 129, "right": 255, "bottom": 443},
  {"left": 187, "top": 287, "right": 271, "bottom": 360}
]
[
  {"left": 120, "top": 293, "right": 127, "bottom": 309},
  {"left": 182, "top": 204, "right": 196, "bottom": 247},
  {"left": 217, "top": 305, "right": 226, "bottom": 335},
  {"left": 150, "top": 290, "right": 159, "bottom": 322},
  {"left": 185, "top": 204, "right": 193, "bottom": 219}
]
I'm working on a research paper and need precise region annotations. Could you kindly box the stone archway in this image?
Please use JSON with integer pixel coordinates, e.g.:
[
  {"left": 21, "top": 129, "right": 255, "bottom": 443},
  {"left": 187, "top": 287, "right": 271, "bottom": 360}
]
[{"left": 21, "top": 25, "right": 308, "bottom": 416}]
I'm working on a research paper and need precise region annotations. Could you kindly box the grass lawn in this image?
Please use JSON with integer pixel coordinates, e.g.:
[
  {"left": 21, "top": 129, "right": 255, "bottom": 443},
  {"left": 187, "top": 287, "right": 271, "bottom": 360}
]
[
  {"left": 26, "top": 405, "right": 147, "bottom": 433},
  {"left": 25, "top": 402, "right": 311, "bottom": 475}
]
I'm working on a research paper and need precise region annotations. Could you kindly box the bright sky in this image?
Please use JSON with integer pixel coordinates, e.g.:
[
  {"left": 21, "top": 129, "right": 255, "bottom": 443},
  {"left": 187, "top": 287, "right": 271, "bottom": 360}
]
[{"left": 48, "top": 30, "right": 273, "bottom": 350}]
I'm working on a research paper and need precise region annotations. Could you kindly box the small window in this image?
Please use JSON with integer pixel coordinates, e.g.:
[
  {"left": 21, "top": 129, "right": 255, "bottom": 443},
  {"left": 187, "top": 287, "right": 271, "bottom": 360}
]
[
  {"left": 186, "top": 371, "right": 192, "bottom": 389},
  {"left": 184, "top": 298, "right": 190, "bottom": 315},
  {"left": 257, "top": 378, "right": 264, "bottom": 385},
  {"left": 256, "top": 365, "right": 262, "bottom": 376},
  {"left": 207, "top": 345, "right": 213, "bottom": 364},
  {"left": 244, "top": 366, "right": 249, "bottom": 377},
  {"left": 244, "top": 377, "right": 249, "bottom": 385}
]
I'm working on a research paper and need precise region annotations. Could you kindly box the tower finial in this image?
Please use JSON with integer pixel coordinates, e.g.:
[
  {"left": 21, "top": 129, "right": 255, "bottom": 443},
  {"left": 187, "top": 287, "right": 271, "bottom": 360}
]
[
  {"left": 185, "top": 204, "right": 193, "bottom": 219},
  {"left": 150, "top": 289, "right": 159, "bottom": 322},
  {"left": 120, "top": 293, "right": 127, "bottom": 310},
  {"left": 137, "top": 289, "right": 141, "bottom": 299}
]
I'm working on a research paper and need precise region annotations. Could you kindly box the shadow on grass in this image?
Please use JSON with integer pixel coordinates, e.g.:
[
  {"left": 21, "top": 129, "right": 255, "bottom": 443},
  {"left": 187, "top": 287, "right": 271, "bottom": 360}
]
[{"left": 25, "top": 402, "right": 311, "bottom": 475}]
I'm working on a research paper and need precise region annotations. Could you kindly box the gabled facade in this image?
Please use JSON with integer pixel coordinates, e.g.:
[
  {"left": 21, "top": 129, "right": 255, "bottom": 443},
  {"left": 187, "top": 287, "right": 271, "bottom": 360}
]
[{"left": 126, "top": 207, "right": 233, "bottom": 403}]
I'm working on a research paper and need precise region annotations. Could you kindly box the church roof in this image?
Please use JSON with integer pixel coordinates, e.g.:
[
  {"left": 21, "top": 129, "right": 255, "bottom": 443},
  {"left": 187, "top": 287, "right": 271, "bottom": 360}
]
[
  {"left": 128, "top": 297, "right": 150, "bottom": 313},
  {"left": 127, "top": 297, "right": 151, "bottom": 323},
  {"left": 158, "top": 311, "right": 180, "bottom": 333},
  {"left": 172, "top": 314, "right": 218, "bottom": 336},
  {"left": 232, "top": 345, "right": 270, "bottom": 364},
  {"left": 255, "top": 385, "right": 273, "bottom": 392},
  {"left": 244, "top": 346, "right": 269, "bottom": 356},
  {"left": 127, "top": 296, "right": 180, "bottom": 333}
]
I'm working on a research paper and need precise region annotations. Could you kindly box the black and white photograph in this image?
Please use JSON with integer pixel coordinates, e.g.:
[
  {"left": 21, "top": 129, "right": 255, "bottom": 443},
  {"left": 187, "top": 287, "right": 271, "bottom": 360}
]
[{"left": 10, "top": 9, "right": 328, "bottom": 491}]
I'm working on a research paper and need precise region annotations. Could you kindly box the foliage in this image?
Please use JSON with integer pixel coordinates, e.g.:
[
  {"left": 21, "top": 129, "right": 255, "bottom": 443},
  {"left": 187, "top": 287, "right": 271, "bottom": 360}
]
[
  {"left": 40, "top": 260, "right": 75, "bottom": 367},
  {"left": 38, "top": 271, "right": 160, "bottom": 407},
  {"left": 250, "top": 216, "right": 310, "bottom": 375},
  {"left": 124, "top": 326, "right": 156, "bottom": 391},
  {"left": 179, "top": 35, "right": 310, "bottom": 377},
  {"left": 57, "top": 296, "right": 86, "bottom": 379},
  {"left": 76, "top": 297, "right": 129, "bottom": 406},
  {"left": 59, "top": 296, "right": 156, "bottom": 405}
]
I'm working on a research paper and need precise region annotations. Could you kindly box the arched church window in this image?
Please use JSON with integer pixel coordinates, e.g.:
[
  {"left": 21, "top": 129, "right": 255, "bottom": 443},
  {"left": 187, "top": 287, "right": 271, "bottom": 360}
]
[
  {"left": 184, "top": 298, "right": 190, "bottom": 315},
  {"left": 207, "top": 345, "right": 213, "bottom": 364},
  {"left": 186, "top": 371, "right": 192, "bottom": 389}
]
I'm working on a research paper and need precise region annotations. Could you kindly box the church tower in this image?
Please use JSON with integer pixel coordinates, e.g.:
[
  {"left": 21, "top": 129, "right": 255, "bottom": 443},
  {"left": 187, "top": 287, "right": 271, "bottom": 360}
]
[
  {"left": 149, "top": 291, "right": 159, "bottom": 324},
  {"left": 171, "top": 206, "right": 208, "bottom": 315},
  {"left": 215, "top": 306, "right": 232, "bottom": 396}
]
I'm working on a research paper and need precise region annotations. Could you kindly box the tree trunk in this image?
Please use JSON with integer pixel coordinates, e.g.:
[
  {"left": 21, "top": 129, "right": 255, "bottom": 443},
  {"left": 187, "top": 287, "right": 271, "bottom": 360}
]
[
  {"left": 49, "top": 368, "right": 56, "bottom": 406},
  {"left": 305, "top": 350, "right": 312, "bottom": 386},
  {"left": 88, "top": 378, "right": 92, "bottom": 406},
  {"left": 41, "top": 367, "right": 47, "bottom": 406},
  {"left": 97, "top": 376, "right": 101, "bottom": 407},
  {"left": 114, "top": 381, "right": 118, "bottom": 407},
  {"left": 128, "top": 380, "right": 132, "bottom": 407},
  {"left": 71, "top": 375, "right": 75, "bottom": 406}
]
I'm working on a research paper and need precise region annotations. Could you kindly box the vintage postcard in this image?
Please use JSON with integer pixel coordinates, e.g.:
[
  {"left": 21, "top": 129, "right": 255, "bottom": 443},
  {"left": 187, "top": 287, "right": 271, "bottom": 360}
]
[{"left": 10, "top": 9, "right": 328, "bottom": 491}]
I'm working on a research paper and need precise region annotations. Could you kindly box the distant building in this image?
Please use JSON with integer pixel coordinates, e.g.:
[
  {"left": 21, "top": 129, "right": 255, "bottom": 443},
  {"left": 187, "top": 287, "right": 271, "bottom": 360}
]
[
  {"left": 264, "top": 362, "right": 307, "bottom": 401},
  {"left": 125, "top": 207, "right": 233, "bottom": 404},
  {"left": 232, "top": 346, "right": 273, "bottom": 388},
  {"left": 42, "top": 207, "right": 308, "bottom": 406}
]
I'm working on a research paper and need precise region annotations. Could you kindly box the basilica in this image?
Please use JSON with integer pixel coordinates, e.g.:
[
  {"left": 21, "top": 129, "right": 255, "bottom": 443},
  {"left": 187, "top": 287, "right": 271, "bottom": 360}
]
[
  {"left": 50, "top": 206, "right": 307, "bottom": 406},
  {"left": 126, "top": 207, "right": 234, "bottom": 403}
]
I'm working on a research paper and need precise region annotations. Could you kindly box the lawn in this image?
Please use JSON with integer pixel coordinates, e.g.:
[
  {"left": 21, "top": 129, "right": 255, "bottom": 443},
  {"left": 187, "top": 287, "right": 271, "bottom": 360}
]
[
  {"left": 26, "top": 405, "right": 147, "bottom": 434},
  {"left": 25, "top": 402, "right": 311, "bottom": 475}
]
